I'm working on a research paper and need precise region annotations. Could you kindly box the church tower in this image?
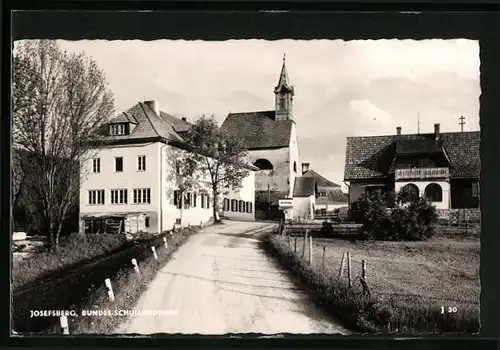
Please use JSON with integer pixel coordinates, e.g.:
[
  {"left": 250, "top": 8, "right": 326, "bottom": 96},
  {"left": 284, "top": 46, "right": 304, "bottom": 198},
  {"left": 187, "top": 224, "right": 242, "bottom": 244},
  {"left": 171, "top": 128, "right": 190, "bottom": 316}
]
[{"left": 274, "top": 54, "right": 295, "bottom": 121}]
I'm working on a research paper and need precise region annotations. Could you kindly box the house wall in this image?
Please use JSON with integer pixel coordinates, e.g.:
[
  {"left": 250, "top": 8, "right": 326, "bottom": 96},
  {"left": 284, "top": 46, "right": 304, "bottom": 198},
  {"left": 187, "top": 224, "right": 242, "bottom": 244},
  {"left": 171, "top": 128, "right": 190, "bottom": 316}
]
[
  {"left": 221, "top": 171, "right": 256, "bottom": 221},
  {"left": 247, "top": 147, "right": 290, "bottom": 195},
  {"left": 316, "top": 203, "right": 348, "bottom": 211},
  {"left": 395, "top": 180, "right": 451, "bottom": 210},
  {"left": 288, "top": 123, "right": 301, "bottom": 199},
  {"left": 293, "top": 195, "right": 315, "bottom": 219},
  {"left": 348, "top": 180, "right": 395, "bottom": 204},
  {"left": 79, "top": 142, "right": 162, "bottom": 233}
]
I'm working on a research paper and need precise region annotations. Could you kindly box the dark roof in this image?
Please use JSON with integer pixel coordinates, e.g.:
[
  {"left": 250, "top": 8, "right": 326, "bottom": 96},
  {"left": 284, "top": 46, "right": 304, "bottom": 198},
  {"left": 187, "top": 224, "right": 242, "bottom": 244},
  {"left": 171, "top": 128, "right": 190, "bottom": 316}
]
[
  {"left": 102, "top": 102, "right": 185, "bottom": 144},
  {"left": 293, "top": 177, "right": 317, "bottom": 197},
  {"left": 344, "top": 131, "right": 480, "bottom": 180},
  {"left": 221, "top": 111, "right": 293, "bottom": 150},
  {"left": 395, "top": 138, "right": 443, "bottom": 156},
  {"left": 316, "top": 187, "right": 349, "bottom": 205},
  {"left": 302, "top": 169, "right": 340, "bottom": 188}
]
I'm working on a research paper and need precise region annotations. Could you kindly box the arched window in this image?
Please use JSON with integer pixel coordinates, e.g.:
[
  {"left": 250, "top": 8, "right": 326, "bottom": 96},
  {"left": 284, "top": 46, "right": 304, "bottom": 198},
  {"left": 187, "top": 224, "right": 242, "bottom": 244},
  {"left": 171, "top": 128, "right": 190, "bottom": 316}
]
[
  {"left": 424, "top": 183, "right": 443, "bottom": 202},
  {"left": 400, "top": 183, "right": 419, "bottom": 202},
  {"left": 293, "top": 161, "right": 297, "bottom": 173},
  {"left": 253, "top": 159, "right": 273, "bottom": 170}
]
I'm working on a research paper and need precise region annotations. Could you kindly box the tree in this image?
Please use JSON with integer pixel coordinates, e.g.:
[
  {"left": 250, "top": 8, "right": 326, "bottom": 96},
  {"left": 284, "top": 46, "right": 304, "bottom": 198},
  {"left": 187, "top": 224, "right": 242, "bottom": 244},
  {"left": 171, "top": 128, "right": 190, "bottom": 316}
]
[
  {"left": 13, "top": 40, "right": 114, "bottom": 250},
  {"left": 184, "top": 115, "right": 249, "bottom": 223},
  {"left": 165, "top": 145, "right": 202, "bottom": 227}
]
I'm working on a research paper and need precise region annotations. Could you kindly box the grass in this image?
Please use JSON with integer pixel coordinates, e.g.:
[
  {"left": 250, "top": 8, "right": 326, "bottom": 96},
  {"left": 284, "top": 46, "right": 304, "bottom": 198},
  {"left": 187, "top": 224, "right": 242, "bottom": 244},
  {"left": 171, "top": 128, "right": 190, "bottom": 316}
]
[
  {"left": 42, "top": 226, "right": 199, "bottom": 334},
  {"left": 12, "top": 233, "right": 127, "bottom": 290},
  {"left": 263, "top": 231, "right": 480, "bottom": 334}
]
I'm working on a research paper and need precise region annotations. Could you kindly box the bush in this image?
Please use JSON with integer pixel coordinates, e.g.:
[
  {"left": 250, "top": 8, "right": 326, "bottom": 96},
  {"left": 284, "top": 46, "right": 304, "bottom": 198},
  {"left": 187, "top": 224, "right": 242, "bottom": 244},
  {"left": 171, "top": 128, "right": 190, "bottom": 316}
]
[{"left": 348, "top": 189, "right": 438, "bottom": 241}]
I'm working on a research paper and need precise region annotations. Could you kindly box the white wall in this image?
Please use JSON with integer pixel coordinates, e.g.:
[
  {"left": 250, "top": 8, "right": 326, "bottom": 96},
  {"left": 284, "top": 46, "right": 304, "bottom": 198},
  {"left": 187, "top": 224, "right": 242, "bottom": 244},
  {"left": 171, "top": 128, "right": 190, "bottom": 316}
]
[
  {"left": 79, "top": 142, "right": 162, "bottom": 232},
  {"left": 221, "top": 171, "right": 256, "bottom": 221},
  {"left": 288, "top": 123, "right": 301, "bottom": 199},
  {"left": 395, "top": 180, "right": 450, "bottom": 210},
  {"left": 316, "top": 203, "right": 348, "bottom": 211},
  {"left": 293, "top": 195, "right": 315, "bottom": 219},
  {"left": 247, "top": 147, "right": 290, "bottom": 194}
]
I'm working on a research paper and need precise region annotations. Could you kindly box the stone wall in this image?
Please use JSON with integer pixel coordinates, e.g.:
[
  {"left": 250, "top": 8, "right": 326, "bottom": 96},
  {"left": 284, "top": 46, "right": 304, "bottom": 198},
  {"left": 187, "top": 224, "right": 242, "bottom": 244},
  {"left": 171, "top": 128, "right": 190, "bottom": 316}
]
[{"left": 436, "top": 208, "right": 481, "bottom": 223}]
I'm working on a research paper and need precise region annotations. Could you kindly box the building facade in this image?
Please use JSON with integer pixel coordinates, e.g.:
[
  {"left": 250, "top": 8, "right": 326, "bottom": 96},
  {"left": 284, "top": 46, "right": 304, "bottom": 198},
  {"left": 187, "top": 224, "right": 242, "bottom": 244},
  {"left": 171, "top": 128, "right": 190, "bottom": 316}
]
[
  {"left": 79, "top": 100, "right": 256, "bottom": 235},
  {"left": 221, "top": 56, "right": 301, "bottom": 216},
  {"left": 344, "top": 123, "right": 480, "bottom": 218}
]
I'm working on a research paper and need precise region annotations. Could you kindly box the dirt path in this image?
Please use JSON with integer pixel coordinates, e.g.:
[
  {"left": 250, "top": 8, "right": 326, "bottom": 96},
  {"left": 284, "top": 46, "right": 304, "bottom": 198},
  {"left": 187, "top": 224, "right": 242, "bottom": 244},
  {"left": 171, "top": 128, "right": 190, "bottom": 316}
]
[{"left": 116, "top": 220, "right": 350, "bottom": 335}]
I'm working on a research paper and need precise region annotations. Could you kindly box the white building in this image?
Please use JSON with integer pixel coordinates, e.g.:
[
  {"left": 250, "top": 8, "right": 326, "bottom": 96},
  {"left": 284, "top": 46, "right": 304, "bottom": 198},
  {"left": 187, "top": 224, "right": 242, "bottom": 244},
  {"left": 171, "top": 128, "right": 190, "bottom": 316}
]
[{"left": 79, "top": 100, "right": 256, "bottom": 235}]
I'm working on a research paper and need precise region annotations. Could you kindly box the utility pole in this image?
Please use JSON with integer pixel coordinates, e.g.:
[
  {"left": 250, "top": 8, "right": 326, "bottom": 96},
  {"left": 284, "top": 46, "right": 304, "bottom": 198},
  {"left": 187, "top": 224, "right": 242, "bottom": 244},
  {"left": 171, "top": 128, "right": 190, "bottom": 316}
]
[
  {"left": 459, "top": 115, "right": 465, "bottom": 132},
  {"left": 417, "top": 111, "right": 420, "bottom": 134}
]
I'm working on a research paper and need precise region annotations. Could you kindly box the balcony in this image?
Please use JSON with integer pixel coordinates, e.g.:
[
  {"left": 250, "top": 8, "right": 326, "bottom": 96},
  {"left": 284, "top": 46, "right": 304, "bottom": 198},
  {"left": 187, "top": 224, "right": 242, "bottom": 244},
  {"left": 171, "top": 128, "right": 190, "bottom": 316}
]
[{"left": 395, "top": 167, "right": 449, "bottom": 181}]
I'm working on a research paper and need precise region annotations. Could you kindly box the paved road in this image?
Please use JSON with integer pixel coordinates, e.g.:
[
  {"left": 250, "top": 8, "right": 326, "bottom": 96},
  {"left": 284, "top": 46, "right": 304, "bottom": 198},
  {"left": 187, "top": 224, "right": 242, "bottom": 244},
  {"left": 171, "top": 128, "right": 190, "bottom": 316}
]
[{"left": 116, "top": 220, "right": 350, "bottom": 335}]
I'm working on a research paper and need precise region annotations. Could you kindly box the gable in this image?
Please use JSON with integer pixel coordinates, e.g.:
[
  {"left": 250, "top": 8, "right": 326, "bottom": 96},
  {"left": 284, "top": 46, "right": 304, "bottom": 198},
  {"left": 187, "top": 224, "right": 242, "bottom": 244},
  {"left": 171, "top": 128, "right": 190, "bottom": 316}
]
[
  {"left": 344, "top": 131, "right": 480, "bottom": 180},
  {"left": 221, "top": 111, "right": 293, "bottom": 150},
  {"left": 303, "top": 169, "right": 340, "bottom": 187}
]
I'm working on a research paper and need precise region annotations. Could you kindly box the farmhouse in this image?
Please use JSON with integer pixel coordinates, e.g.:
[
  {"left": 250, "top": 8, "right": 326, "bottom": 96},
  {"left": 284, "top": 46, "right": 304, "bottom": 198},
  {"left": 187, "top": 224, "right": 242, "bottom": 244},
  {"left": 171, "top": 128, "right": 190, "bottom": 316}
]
[
  {"left": 344, "top": 123, "right": 480, "bottom": 219},
  {"left": 79, "top": 100, "right": 257, "bottom": 235},
  {"left": 301, "top": 163, "right": 348, "bottom": 214},
  {"left": 221, "top": 56, "right": 300, "bottom": 218}
]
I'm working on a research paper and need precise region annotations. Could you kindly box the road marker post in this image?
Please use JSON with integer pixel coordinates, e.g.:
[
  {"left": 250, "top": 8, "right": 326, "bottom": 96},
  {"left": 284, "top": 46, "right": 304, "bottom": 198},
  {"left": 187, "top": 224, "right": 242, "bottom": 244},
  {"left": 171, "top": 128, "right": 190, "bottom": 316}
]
[
  {"left": 105, "top": 278, "right": 115, "bottom": 302},
  {"left": 131, "top": 258, "right": 140, "bottom": 275},
  {"left": 60, "top": 315, "right": 69, "bottom": 335},
  {"left": 163, "top": 236, "right": 168, "bottom": 248},
  {"left": 151, "top": 246, "right": 158, "bottom": 260}
]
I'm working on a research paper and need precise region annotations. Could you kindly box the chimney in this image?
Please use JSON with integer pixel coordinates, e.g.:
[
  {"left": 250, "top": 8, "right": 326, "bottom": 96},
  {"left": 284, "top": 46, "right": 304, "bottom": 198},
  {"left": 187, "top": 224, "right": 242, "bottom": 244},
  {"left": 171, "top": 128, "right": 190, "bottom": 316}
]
[
  {"left": 396, "top": 126, "right": 402, "bottom": 135},
  {"left": 144, "top": 100, "right": 160, "bottom": 116},
  {"left": 434, "top": 123, "right": 440, "bottom": 140},
  {"left": 301, "top": 162, "right": 310, "bottom": 175},
  {"left": 181, "top": 117, "right": 189, "bottom": 123}
]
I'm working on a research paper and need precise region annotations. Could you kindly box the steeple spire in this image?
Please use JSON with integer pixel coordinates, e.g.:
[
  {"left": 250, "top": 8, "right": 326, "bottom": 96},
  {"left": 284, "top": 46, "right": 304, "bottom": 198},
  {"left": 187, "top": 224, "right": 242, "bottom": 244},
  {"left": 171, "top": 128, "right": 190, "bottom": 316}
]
[{"left": 274, "top": 54, "right": 295, "bottom": 121}]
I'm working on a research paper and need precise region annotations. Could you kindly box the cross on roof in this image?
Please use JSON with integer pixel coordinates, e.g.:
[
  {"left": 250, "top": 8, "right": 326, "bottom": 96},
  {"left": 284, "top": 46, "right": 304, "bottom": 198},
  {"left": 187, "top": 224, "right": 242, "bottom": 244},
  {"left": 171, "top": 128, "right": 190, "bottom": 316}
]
[{"left": 459, "top": 115, "right": 466, "bottom": 132}]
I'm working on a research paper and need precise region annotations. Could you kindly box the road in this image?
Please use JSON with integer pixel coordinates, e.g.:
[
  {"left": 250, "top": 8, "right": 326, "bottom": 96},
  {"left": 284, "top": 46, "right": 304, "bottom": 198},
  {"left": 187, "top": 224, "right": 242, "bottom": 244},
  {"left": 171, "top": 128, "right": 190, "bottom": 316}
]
[{"left": 116, "top": 220, "right": 350, "bottom": 335}]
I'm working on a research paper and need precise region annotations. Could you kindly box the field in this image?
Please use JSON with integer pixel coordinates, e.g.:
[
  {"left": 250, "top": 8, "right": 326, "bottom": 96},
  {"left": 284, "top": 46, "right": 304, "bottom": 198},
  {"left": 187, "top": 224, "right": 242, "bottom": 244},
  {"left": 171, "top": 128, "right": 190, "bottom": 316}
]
[{"left": 282, "top": 231, "right": 480, "bottom": 333}]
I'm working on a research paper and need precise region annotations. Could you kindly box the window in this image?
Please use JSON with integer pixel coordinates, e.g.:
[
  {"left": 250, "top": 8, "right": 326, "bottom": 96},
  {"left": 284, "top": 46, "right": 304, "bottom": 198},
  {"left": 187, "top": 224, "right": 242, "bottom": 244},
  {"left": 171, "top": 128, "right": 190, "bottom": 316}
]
[
  {"left": 253, "top": 159, "right": 273, "bottom": 170},
  {"left": 115, "top": 157, "right": 123, "bottom": 172},
  {"left": 223, "top": 198, "right": 230, "bottom": 211},
  {"left": 246, "top": 202, "right": 253, "bottom": 213},
  {"left": 293, "top": 161, "right": 297, "bottom": 173},
  {"left": 206, "top": 195, "right": 210, "bottom": 208},
  {"left": 109, "top": 123, "right": 128, "bottom": 136},
  {"left": 472, "top": 182, "right": 479, "bottom": 198},
  {"left": 231, "top": 199, "right": 237, "bottom": 212},
  {"left": 88, "top": 190, "right": 105, "bottom": 205},
  {"left": 175, "top": 218, "right": 181, "bottom": 225},
  {"left": 173, "top": 190, "right": 181, "bottom": 208},
  {"left": 192, "top": 192, "right": 197, "bottom": 208},
  {"left": 239, "top": 200, "right": 245, "bottom": 213},
  {"left": 133, "top": 188, "right": 151, "bottom": 204},
  {"left": 424, "top": 183, "right": 443, "bottom": 202},
  {"left": 92, "top": 158, "right": 100, "bottom": 173},
  {"left": 137, "top": 155, "right": 146, "bottom": 171},
  {"left": 145, "top": 216, "right": 150, "bottom": 228},
  {"left": 111, "top": 189, "right": 128, "bottom": 204},
  {"left": 183, "top": 192, "right": 190, "bottom": 209}
]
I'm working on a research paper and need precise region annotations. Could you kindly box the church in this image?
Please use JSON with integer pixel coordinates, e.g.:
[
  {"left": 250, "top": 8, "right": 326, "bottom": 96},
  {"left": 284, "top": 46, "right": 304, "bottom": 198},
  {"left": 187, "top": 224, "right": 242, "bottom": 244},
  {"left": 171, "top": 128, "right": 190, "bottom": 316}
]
[{"left": 221, "top": 56, "right": 301, "bottom": 218}]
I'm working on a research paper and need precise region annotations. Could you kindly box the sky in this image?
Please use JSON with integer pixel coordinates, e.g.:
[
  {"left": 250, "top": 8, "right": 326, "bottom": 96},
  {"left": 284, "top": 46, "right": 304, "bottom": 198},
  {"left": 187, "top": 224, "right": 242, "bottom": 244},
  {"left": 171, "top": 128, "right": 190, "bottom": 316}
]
[{"left": 52, "top": 39, "right": 480, "bottom": 190}]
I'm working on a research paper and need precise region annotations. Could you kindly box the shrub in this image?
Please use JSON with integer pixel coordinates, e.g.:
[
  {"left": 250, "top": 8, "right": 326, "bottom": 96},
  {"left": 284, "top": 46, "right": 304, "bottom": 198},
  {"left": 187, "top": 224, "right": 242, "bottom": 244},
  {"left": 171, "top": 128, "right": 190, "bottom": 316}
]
[{"left": 348, "top": 188, "right": 438, "bottom": 241}]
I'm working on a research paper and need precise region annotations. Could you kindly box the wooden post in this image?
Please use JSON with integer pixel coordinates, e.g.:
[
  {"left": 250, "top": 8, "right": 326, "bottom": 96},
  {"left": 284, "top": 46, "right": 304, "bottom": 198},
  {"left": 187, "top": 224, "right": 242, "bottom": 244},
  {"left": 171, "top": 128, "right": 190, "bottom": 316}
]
[
  {"left": 322, "top": 246, "right": 326, "bottom": 269},
  {"left": 338, "top": 252, "right": 346, "bottom": 278},
  {"left": 131, "top": 258, "right": 140, "bottom": 275},
  {"left": 163, "top": 236, "right": 168, "bottom": 248},
  {"left": 151, "top": 246, "right": 158, "bottom": 260},
  {"left": 294, "top": 237, "right": 297, "bottom": 254},
  {"left": 360, "top": 259, "right": 370, "bottom": 296},
  {"left": 302, "top": 229, "right": 309, "bottom": 259},
  {"left": 347, "top": 252, "right": 352, "bottom": 288},
  {"left": 60, "top": 315, "right": 69, "bottom": 334},
  {"left": 362, "top": 259, "right": 367, "bottom": 281},
  {"left": 308, "top": 236, "right": 313, "bottom": 264},
  {"left": 105, "top": 278, "right": 115, "bottom": 302}
]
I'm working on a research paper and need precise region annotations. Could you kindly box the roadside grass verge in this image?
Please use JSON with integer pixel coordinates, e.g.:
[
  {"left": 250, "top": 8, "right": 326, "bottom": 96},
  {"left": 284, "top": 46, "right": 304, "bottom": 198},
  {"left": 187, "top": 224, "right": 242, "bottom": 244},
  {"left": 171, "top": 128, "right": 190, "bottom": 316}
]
[
  {"left": 12, "top": 233, "right": 127, "bottom": 290},
  {"left": 44, "top": 226, "right": 198, "bottom": 334},
  {"left": 261, "top": 233, "right": 480, "bottom": 334}
]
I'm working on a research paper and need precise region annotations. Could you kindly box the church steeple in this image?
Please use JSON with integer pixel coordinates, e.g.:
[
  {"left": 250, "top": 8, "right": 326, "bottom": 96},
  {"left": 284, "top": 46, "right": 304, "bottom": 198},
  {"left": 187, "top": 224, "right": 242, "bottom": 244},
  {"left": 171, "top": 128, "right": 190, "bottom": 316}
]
[{"left": 274, "top": 54, "right": 294, "bottom": 121}]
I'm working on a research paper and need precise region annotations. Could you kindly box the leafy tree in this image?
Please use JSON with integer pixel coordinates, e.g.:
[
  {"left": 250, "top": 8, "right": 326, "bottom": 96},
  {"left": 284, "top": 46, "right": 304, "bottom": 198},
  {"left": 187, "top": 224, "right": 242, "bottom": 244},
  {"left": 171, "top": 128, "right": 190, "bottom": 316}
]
[
  {"left": 165, "top": 145, "right": 202, "bottom": 227},
  {"left": 13, "top": 40, "right": 114, "bottom": 250},
  {"left": 184, "top": 115, "right": 249, "bottom": 223}
]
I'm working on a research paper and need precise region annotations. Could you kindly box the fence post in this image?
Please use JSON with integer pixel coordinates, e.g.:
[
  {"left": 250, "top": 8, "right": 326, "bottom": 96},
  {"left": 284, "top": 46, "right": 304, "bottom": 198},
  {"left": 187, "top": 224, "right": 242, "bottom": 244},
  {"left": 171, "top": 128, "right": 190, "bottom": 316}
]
[
  {"left": 131, "top": 258, "right": 140, "bottom": 275},
  {"left": 151, "top": 246, "right": 158, "bottom": 260},
  {"left": 308, "top": 236, "right": 313, "bottom": 264},
  {"left": 60, "top": 315, "right": 69, "bottom": 335},
  {"left": 347, "top": 252, "right": 352, "bottom": 288},
  {"left": 302, "top": 229, "right": 309, "bottom": 259},
  {"left": 322, "top": 246, "right": 326, "bottom": 269},
  {"left": 287, "top": 235, "right": 291, "bottom": 250},
  {"left": 200, "top": 220, "right": 203, "bottom": 228},
  {"left": 163, "top": 236, "right": 168, "bottom": 248},
  {"left": 105, "top": 278, "right": 115, "bottom": 302},
  {"left": 361, "top": 259, "right": 370, "bottom": 296},
  {"left": 339, "top": 252, "right": 346, "bottom": 278},
  {"left": 294, "top": 237, "right": 297, "bottom": 254}
]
